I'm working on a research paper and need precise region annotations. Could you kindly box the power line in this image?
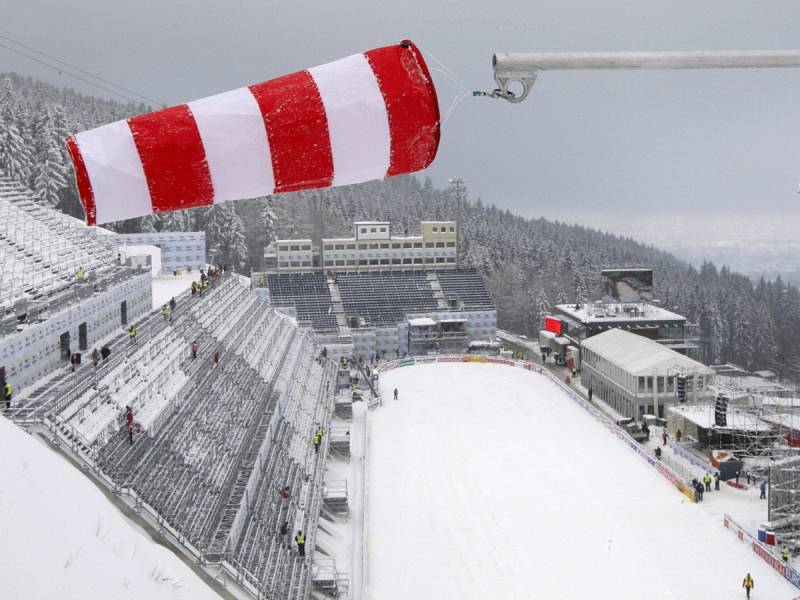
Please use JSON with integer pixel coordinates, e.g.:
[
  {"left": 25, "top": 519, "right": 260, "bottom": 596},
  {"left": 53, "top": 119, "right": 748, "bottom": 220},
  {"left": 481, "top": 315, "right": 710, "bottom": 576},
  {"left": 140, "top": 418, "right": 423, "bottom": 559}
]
[{"left": 0, "top": 34, "right": 164, "bottom": 107}]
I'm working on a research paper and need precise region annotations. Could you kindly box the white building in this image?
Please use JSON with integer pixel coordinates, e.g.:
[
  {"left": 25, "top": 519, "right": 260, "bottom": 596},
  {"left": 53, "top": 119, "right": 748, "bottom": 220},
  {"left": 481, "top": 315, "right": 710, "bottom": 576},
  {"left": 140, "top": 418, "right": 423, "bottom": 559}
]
[
  {"left": 265, "top": 220, "right": 458, "bottom": 273},
  {"left": 112, "top": 232, "right": 206, "bottom": 274},
  {"left": 581, "top": 328, "right": 715, "bottom": 418}
]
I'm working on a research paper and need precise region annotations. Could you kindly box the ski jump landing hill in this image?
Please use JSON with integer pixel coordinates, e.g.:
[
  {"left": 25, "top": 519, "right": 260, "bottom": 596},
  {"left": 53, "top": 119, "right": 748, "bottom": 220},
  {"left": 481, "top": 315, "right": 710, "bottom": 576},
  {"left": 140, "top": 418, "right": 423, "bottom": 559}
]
[{"left": 367, "top": 357, "right": 800, "bottom": 600}]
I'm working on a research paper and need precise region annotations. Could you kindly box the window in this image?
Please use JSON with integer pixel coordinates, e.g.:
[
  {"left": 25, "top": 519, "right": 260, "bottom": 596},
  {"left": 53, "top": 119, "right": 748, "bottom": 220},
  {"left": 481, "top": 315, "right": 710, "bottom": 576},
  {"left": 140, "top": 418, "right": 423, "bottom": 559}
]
[
  {"left": 403, "top": 242, "right": 412, "bottom": 249},
  {"left": 646, "top": 377, "right": 653, "bottom": 393},
  {"left": 413, "top": 258, "right": 424, "bottom": 264},
  {"left": 359, "top": 243, "right": 368, "bottom": 250},
  {"left": 392, "top": 243, "right": 401, "bottom": 249},
  {"left": 380, "top": 243, "right": 389, "bottom": 249},
  {"left": 657, "top": 377, "right": 664, "bottom": 394},
  {"left": 369, "top": 243, "right": 379, "bottom": 249},
  {"left": 346, "top": 244, "right": 355, "bottom": 250},
  {"left": 667, "top": 377, "right": 674, "bottom": 393},
  {"left": 335, "top": 244, "right": 345, "bottom": 250},
  {"left": 335, "top": 260, "right": 345, "bottom": 266},
  {"left": 446, "top": 257, "right": 455, "bottom": 263},
  {"left": 290, "top": 261, "right": 301, "bottom": 267},
  {"left": 360, "top": 228, "right": 367, "bottom": 234},
  {"left": 358, "top": 259, "right": 368, "bottom": 265},
  {"left": 432, "top": 226, "right": 438, "bottom": 232},
  {"left": 370, "top": 227, "right": 376, "bottom": 233},
  {"left": 324, "top": 244, "right": 333, "bottom": 250},
  {"left": 369, "top": 259, "right": 379, "bottom": 265},
  {"left": 279, "top": 260, "right": 289, "bottom": 267},
  {"left": 446, "top": 241, "right": 456, "bottom": 247},
  {"left": 323, "top": 260, "right": 333, "bottom": 266},
  {"left": 435, "top": 241, "right": 445, "bottom": 248},
  {"left": 449, "top": 226, "right": 455, "bottom": 232},
  {"left": 290, "top": 245, "right": 300, "bottom": 251},
  {"left": 279, "top": 245, "right": 289, "bottom": 252},
  {"left": 435, "top": 257, "right": 445, "bottom": 263},
  {"left": 380, "top": 227, "right": 386, "bottom": 233},
  {"left": 425, "top": 242, "right": 434, "bottom": 248},
  {"left": 414, "top": 242, "right": 423, "bottom": 248},
  {"left": 403, "top": 258, "right": 413, "bottom": 264},
  {"left": 380, "top": 258, "right": 390, "bottom": 265},
  {"left": 301, "top": 245, "right": 310, "bottom": 251},
  {"left": 638, "top": 377, "right": 646, "bottom": 393}
]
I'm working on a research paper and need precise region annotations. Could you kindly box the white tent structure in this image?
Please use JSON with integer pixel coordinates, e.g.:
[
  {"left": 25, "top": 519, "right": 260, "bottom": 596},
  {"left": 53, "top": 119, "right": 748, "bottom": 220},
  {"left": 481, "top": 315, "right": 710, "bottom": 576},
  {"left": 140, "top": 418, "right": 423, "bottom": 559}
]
[{"left": 581, "top": 328, "right": 714, "bottom": 418}]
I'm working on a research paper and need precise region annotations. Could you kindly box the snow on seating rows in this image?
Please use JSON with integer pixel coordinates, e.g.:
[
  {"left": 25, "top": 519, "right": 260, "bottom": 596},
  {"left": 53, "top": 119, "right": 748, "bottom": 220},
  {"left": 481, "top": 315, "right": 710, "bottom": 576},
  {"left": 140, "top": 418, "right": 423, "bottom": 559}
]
[
  {"left": 66, "top": 274, "right": 337, "bottom": 598},
  {"left": 0, "top": 176, "right": 117, "bottom": 312}
]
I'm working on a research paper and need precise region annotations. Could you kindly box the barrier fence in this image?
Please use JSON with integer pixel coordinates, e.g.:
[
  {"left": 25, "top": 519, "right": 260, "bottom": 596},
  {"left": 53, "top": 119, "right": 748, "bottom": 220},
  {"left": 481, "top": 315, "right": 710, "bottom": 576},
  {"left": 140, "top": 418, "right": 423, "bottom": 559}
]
[{"left": 724, "top": 513, "right": 800, "bottom": 591}]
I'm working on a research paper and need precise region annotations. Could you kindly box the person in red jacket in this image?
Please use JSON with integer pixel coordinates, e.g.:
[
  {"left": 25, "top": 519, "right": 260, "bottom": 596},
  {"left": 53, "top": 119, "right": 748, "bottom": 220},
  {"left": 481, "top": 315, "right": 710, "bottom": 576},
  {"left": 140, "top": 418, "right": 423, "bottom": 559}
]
[{"left": 126, "top": 406, "right": 134, "bottom": 444}]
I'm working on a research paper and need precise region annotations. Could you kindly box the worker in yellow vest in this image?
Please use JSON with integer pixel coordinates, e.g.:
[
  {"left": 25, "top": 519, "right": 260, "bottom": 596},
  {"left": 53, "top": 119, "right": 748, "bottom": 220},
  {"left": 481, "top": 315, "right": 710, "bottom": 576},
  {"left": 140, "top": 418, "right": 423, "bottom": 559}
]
[
  {"left": 128, "top": 325, "right": 137, "bottom": 344},
  {"left": 74, "top": 266, "right": 85, "bottom": 279},
  {"left": 3, "top": 381, "right": 12, "bottom": 409},
  {"left": 742, "top": 573, "right": 754, "bottom": 599},
  {"left": 295, "top": 530, "right": 305, "bottom": 557},
  {"left": 782, "top": 545, "right": 791, "bottom": 562}
]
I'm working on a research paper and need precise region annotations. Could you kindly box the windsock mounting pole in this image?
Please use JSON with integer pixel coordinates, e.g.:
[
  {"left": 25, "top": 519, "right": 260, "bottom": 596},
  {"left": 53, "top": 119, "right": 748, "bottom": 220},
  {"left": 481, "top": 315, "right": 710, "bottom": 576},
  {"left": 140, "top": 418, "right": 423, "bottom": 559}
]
[{"left": 482, "top": 50, "right": 800, "bottom": 103}]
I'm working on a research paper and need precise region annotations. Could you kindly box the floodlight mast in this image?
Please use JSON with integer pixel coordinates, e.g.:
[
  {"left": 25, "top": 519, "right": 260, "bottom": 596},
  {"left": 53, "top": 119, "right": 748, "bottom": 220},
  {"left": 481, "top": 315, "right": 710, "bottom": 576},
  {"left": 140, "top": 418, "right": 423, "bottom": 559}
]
[{"left": 484, "top": 50, "right": 800, "bottom": 103}]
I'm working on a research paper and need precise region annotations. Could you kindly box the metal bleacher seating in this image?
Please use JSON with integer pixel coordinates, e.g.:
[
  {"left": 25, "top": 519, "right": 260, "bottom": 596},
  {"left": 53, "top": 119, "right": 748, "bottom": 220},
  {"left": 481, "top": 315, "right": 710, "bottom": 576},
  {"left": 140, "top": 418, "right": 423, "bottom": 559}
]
[
  {"left": 435, "top": 267, "right": 495, "bottom": 308},
  {"left": 73, "top": 274, "right": 337, "bottom": 600},
  {"left": 266, "top": 272, "right": 338, "bottom": 331},
  {"left": 337, "top": 270, "right": 438, "bottom": 326},
  {"left": 0, "top": 175, "right": 123, "bottom": 319}
]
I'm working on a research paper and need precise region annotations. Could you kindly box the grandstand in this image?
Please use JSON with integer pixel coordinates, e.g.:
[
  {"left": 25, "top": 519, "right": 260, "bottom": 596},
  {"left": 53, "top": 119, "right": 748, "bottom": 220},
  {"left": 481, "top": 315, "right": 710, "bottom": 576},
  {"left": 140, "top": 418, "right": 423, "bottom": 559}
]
[
  {"left": 338, "top": 270, "right": 438, "bottom": 326},
  {"left": 255, "top": 268, "right": 497, "bottom": 359},
  {"left": 266, "top": 272, "right": 338, "bottom": 331},
  {"left": 0, "top": 174, "right": 151, "bottom": 391},
  {"left": 11, "top": 273, "right": 336, "bottom": 599}
]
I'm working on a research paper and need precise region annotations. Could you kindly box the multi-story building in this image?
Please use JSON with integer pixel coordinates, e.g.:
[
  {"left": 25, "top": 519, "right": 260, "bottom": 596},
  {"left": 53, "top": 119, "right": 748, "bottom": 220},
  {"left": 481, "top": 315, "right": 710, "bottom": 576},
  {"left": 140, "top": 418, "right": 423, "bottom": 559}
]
[
  {"left": 265, "top": 239, "right": 316, "bottom": 272},
  {"left": 264, "top": 220, "right": 458, "bottom": 273}
]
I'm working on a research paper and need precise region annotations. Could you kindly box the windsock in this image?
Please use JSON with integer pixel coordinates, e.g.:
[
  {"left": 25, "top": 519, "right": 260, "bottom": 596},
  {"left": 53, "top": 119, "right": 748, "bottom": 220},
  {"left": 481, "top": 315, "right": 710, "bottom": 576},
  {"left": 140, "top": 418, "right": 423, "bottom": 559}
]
[{"left": 66, "top": 40, "right": 440, "bottom": 225}]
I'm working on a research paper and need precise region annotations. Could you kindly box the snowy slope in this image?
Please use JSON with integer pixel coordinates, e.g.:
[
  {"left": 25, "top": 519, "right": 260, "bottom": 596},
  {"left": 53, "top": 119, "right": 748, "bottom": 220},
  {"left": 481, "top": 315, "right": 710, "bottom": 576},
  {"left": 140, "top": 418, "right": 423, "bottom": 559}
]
[
  {"left": 371, "top": 363, "right": 798, "bottom": 600},
  {"left": 0, "top": 417, "right": 220, "bottom": 600}
]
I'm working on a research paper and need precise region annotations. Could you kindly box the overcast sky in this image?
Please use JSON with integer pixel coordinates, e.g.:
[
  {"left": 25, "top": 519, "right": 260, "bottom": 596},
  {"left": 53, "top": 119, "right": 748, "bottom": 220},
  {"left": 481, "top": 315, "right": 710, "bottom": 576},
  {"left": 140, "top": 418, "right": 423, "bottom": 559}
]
[{"left": 3, "top": 0, "right": 799, "bottom": 232}]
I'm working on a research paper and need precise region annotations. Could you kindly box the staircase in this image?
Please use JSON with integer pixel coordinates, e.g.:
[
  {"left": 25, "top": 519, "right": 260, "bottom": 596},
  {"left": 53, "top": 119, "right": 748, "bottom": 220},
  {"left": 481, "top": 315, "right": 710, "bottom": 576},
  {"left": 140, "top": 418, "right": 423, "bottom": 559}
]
[
  {"left": 427, "top": 272, "right": 448, "bottom": 309},
  {"left": 326, "top": 279, "right": 351, "bottom": 338}
]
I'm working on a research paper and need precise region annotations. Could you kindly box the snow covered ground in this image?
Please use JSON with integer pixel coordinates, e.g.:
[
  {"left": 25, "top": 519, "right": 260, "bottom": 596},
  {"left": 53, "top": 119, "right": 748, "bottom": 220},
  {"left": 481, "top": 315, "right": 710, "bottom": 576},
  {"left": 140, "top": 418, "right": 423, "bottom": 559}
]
[
  {"left": 370, "top": 363, "right": 799, "bottom": 599},
  {"left": 0, "top": 417, "right": 220, "bottom": 600},
  {"left": 151, "top": 272, "right": 200, "bottom": 309}
]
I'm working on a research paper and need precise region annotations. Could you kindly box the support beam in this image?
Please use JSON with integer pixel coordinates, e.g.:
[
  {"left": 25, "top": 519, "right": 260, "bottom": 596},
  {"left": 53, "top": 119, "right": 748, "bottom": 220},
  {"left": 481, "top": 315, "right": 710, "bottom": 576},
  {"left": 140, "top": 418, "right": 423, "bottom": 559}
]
[{"left": 488, "top": 50, "right": 800, "bottom": 103}]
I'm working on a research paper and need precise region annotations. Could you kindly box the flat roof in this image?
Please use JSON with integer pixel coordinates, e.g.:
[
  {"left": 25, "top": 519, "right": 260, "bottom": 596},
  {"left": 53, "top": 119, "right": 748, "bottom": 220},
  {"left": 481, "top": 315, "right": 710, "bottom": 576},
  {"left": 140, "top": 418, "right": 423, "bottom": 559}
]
[
  {"left": 668, "top": 405, "right": 772, "bottom": 431},
  {"left": 556, "top": 302, "right": 685, "bottom": 324},
  {"left": 275, "top": 238, "right": 313, "bottom": 244},
  {"left": 408, "top": 317, "right": 436, "bottom": 327}
]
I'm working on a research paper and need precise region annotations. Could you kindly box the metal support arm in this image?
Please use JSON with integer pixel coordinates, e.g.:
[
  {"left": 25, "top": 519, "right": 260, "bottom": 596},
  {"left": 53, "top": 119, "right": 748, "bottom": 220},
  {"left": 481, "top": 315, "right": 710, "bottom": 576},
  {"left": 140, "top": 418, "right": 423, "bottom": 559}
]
[{"left": 487, "top": 50, "right": 800, "bottom": 103}]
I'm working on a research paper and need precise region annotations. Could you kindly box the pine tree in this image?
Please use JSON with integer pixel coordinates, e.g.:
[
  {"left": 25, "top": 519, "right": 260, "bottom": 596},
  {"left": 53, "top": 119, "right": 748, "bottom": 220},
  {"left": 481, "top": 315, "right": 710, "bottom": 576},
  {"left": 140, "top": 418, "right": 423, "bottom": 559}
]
[{"left": 33, "top": 138, "right": 68, "bottom": 207}]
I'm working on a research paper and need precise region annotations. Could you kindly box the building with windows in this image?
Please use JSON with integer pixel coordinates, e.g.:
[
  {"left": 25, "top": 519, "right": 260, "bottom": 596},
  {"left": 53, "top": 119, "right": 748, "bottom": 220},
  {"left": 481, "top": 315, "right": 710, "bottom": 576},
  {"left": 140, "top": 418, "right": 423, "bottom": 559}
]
[
  {"left": 549, "top": 300, "right": 699, "bottom": 359},
  {"left": 581, "top": 328, "right": 714, "bottom": 419},
  {"left": 265, "top": 220, "right": 458, "bottom": 273}
]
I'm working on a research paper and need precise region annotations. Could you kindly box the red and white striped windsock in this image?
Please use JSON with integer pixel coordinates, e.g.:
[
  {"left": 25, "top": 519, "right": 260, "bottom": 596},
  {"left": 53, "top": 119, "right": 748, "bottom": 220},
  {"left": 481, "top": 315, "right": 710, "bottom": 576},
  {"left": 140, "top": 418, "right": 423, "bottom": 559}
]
[{"left": 66, "top": 40, "right": 440, "bottom": 225}]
